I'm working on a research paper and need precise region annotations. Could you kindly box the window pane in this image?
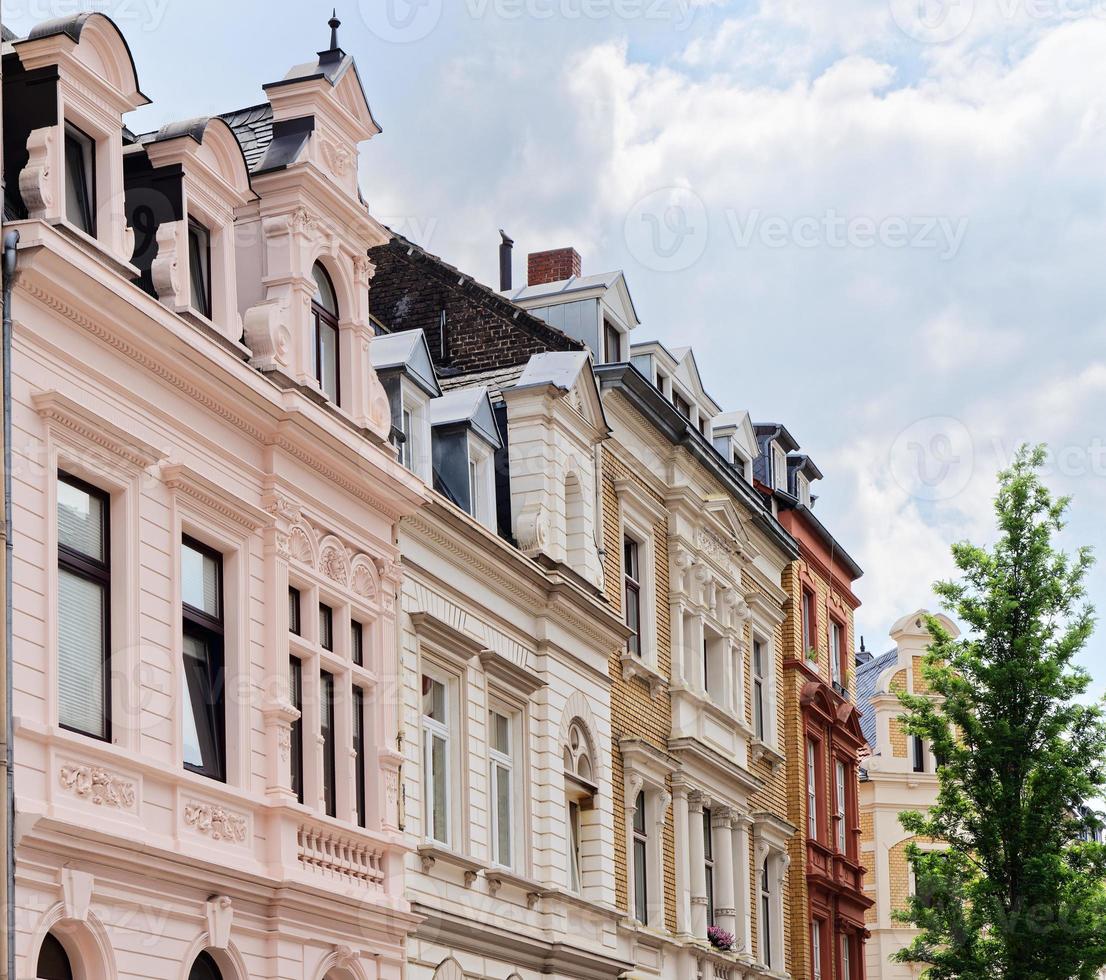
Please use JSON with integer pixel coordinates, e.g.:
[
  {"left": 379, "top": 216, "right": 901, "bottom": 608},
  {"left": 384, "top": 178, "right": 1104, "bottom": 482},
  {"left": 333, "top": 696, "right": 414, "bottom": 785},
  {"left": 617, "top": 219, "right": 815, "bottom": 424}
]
[
  {"left": 319, "top": 604, "right": 333, "bottom": 651},
  {"left": 312, "top": 263, "right": 338, "bottom": 315},
  {"left": 568, "top": 801, "right": 582, "bottom": 892},
  {"left": 64, "top": 127, "right": 94, "bottom": 235},
  {"left": 321, "top": 671, "right": 335, "bottom": 817},
  {"left": 288, "top": 587, "right": 300, "bottom": 635},
  {"left": 422, "top": 675, "right": 446, "bottom": 722},
  {"left": 188, "top": 218, "right": 211, "bottom": 318},
  {"left": 318, "top": 319, "right": 339, "bottom": 402},
  {"left": 181, "top": 633, "right": 209, "bottom": 770},
  {"left": 633, "top": 837, "right": 648, "bottom": 921},
  {"left": 181, "top": 543, "right": 220, "bottom": 617},
  {"left": 491, "top": 710, "right": 510, "bottom": 755},
  {"left": 289, "top": 656, "right": 303, "bottom": 803},
  {"left": 354, "top": 687, "right": 366, "bottom": 828},
  {"left": 57, "top": 569, "right": 106, "bottom": 738},
  {"left": 430, "top": 731, "right": 448, "bottom": 842},
  {"left": 37, "top": 933, "right": 73, "bottom": 980},
  {"left": 351, "top": 620, "right": 364, "bottom": 666},
  {"left": 494, "top": 762, "right": 511, "bottom": 865},
  {"left": 58, "top": 479, "right": 104, "bottom": 561}
]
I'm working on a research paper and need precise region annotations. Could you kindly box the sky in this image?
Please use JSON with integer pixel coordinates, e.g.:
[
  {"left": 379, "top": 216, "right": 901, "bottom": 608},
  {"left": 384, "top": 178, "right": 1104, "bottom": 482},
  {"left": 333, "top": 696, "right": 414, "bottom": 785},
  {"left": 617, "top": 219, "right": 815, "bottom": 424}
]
[{"left": 7, "top": 0, "right": 1106, "bottom": 697}]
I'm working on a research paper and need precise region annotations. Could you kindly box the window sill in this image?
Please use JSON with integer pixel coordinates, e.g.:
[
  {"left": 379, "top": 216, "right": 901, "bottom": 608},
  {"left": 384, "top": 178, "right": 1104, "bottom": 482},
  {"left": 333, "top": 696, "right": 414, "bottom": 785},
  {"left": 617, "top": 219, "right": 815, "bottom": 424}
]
[
  {"left": 671, "top": 683, "right": 753, "bottom": 736},
  {"left": 619, "top": 651, "right": 667, "bottom": 697},
  {"left": 417, "top": 842, "right": 484, "bottom": 886},
  {"left": 751, "top": 739, "right": 786, "bottom": 774},
  {"left": 484, "top": 867, "right": 543, "bottom": 908},
  {"left": 540, "top": 886, "right": 624, "bottom": 921}
]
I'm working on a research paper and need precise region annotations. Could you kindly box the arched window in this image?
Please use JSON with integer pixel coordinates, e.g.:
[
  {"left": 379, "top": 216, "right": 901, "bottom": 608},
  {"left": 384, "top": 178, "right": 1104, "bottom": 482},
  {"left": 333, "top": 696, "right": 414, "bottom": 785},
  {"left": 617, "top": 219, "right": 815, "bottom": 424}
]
[
  {"left": 37, "top": 933, "right": 73, "bottom": 980},
  {"left": 563, "top": 719, "right": 596, "bottom": 894},
  {"left": 311, "top": 262, "right": 340, "bottom": 404},
  {"left": 188, "top": 950, "right": 223, "bottom": 980}
]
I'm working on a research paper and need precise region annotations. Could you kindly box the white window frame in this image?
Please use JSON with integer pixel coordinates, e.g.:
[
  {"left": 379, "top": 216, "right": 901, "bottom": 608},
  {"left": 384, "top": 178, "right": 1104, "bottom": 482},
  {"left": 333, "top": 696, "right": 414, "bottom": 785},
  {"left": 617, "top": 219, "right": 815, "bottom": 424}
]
[
  {"left": 807, "top": 740, "right": 819, "bottom": 840},
  {"left": 421, "top": 665, "right": 455, "bottom": 847},
  {"left": 752, "top": 636, "right": 767, "bottom": 742},
  {"left": 614, "top": 487, "right": 663, "bottom": 672},
  {"left": 488, "top": 702, "right": 518, "bottom": 869},
  {"left": 835, "top": 758, "right": 847, "bottom": 853},
  {"left": 466, "top": 434, "right": 496, "bottom": 531},
  {"left": 772, "top": 443, "right": 788, "bottom": 491},
  {"left": 812, "top": 918, "right": 823, "bottom": 980},
  {"left": 621, "top": 744, "right": 670, "bottom": 929},
  {"left": 400, "top": 382, "right": 431, "bottom": 481},
  {"left": 841, "top": 932, "right": 852, "bottom": 980},
  {"left": 830, "top": 618, "right": 843, "bottom": 687},
  {"left": 797, "top": 471, "right": 811, "bottom": 507}
]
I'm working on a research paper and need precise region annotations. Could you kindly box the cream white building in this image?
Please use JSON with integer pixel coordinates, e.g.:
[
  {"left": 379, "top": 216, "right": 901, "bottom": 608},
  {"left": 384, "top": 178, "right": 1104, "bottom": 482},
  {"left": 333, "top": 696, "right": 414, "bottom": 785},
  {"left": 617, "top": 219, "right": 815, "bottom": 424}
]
[{"left": 856, "top": 611, "right": 958, "bottom": 980}]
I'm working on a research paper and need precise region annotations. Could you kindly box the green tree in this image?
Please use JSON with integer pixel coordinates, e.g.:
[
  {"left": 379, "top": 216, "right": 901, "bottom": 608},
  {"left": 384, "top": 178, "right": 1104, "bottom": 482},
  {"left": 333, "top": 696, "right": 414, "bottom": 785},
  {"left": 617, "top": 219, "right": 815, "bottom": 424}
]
[{"left": 895, "top": 445, "right": 1106, "bottom": 980}]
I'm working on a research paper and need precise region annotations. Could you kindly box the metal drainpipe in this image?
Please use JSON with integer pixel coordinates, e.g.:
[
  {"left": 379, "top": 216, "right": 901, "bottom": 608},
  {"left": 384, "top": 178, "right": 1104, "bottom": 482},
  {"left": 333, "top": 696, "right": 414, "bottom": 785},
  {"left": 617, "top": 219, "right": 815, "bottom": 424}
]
[{"left": 2, "top": 228, "right": 19, "bottom": 980}]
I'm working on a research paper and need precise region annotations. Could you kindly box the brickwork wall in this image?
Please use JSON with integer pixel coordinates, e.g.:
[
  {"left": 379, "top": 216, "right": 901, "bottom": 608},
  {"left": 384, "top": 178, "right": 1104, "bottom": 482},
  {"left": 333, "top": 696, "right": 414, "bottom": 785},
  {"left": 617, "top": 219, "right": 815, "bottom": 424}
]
[
  {"left": 600, "top": 447, "right": 677, "bottom": 932},
  {"left": 367, "top": 237, "right": 583, "bottom": 373},
  {"left": 889, "top": 839, "right": 914, "bottom": 915}
]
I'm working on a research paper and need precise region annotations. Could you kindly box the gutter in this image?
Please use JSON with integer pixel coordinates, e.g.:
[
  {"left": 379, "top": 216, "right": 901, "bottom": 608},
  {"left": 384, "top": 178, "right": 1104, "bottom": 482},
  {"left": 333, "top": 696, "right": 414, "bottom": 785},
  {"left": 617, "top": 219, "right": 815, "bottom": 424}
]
[{"left": 2, "top": 228, "right": 19, "bottom": 980}]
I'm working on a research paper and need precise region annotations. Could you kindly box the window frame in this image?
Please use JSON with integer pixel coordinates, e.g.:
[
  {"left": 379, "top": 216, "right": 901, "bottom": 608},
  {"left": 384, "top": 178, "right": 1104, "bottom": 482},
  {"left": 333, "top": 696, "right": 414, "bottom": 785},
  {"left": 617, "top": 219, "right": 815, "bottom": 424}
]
[
  {"left": 912, "top": 733, "right": 927, "bottom": 774},
  {"left": 812, "top": 918, "right": 824, "bottom": 980},
  {"left": 488, "top": 704, "right": 517, "bottom": 869},
  {"left": 829, "top": 615, "right": 847, "bottom": 692},
  {"left": 835, "top": 757, "right": 848, "bottom": 853},
  {"left": 56, "top": 471, "right": 111, "bottom": 742},
  {"left": 353, "top": 685, "right": 366, "bottom": 828},
  {"left": 311, "top": 262, "right": 341, "bottom": 405},
  {"left": 801, "top": 587, "right": 816, "bottom": 658},
  {"left": 63, "top": 121, "right": 96, "bottom": 237},
  {"left": 752, "top": 636, "right": 766, "bottom": 742},
  {"left": 703, "top": 806, "right": 716, "bottom": 927},
  {"left": 632, "top": 790, "right": 648, "bottom": 923},
  {"left": 181, "top": 535, "right": 226, "bottom": 783},
  {"left": 187, "top": 215, "right": 212, "bottom": 319},
  {"left": 807, "top": 738, "right": 820, "bottom": 841},
  {"left": 421, "top": 668, "right": 453, "bottom": 846},
  {"left": 603, "top": 319, "right": 621, "bottom": 363},
  {"left": 760, "top": 856, "right": 774, "bottom": 969},
  {"left": 288, "top": 586, "right": 301, "bottom": 636},
  {"left": 623, "top": 534, "right": 642, "bottom": 658},
  {"left": 320, "top": 669, "right": 336, "bottom": 818},
  {"left": 289, "top": 655, "right": 304, "bottom": 803}
]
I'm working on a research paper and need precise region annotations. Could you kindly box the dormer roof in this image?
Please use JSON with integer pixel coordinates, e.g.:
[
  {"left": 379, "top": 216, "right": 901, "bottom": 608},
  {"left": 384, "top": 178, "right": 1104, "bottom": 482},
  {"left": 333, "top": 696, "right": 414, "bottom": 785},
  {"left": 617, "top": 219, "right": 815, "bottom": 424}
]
[
  {"left": 788, "top": 453, "right": 823, "bottom": 482},
  {"left": 754, "top": 422, "right": 800, "bottom": 455},
  {"left": 18, "top": 12, "right": 148, "bottom": 106},
  {"left": 134, "top": 115, "right": 255, "bottom": 199},
  {"left": 513, "top": 351, "right": 610, "bottom": 436},
  {"left": 429, "top": 386, "right": 501, "bottom": 449},
  {"left": 505, "top": 269, "right": 641, "bottom": 330},
  {"left": 370, "top": 329, "right": 441, "bottom": 398}
]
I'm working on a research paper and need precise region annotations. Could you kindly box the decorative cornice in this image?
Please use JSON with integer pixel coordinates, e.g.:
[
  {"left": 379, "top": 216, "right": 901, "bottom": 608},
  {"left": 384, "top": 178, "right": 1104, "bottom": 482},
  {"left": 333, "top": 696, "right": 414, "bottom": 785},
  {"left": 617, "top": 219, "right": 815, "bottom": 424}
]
[
  {"left": 479, "top": 648, "right": 545, "bottom": 697},
  {"left": 161, "top": 462, "right": 272, "bottom": 531},
  {"left": 33, "top": 390, "right": 167, "bottom": 469},
  {"left": 409, "top": 610, "right": 485, "bottom": 661}
]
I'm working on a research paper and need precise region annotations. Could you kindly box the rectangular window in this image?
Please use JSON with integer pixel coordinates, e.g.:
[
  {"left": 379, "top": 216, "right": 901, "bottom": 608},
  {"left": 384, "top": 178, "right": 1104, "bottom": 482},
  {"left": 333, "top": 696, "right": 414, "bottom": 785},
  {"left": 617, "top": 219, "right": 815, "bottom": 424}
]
[
  {"left": 351, "top": 620, "right": 364, "bottom": 667},
  {"left": 489, "top": 708, "right": 514, "bottom": 868},
  {"left": 604, "top": 320, "right": 621, "bottom": 363},
  {"left": 913, "top": 734, "right": 927, "bottom": 774},
  {"left": 623, "top": 536, "right": 641, "bottom": 657},
  {"left": 422, "top": 673, "right": 450, "bottom": 844},
  {"left": 753, "top": 638, "right": 766, "bottom": 741},
  {"left": 830, "top": 619, "right": 845, "bottom": 690},
  {"left": 288, "top": 586, "right": 301, "bottom": 636},
  {"left": 319, "top": 603, "right": 333, "bottom": 652},
  {"left": 760, "top": 857, "right": 773, "bottom": 968},
  {"left": 187, "top": 216, "right": 212, "bottom": 318},
  {"left": 63, "top": 122, "right": 95, "bottom": 235},
  {"left": 836, "top": 759, "right": 848, "bottom": 852},
  {"left": 353, "top": 686, "right": 366, "bottom": 828},
  {"left": 289, "top": 656, "right": 303, "bottom": 803},
  {"left": 841, "top": 933, "right": 852, "bottom": 980},
  {"left": 807, "top": 740, "right": 819, "bottom": 840},
  {"left": 703, "top": 807, "right": 715, "bottom": 927},
  {"left": 181, "top": 537, "right": 225, "bottom": 781},
  {"left": 673, "top": 391, "right": 691, "bottom": 418},
  {"left": 812, "top": 920, "right": 823, "bottom": 980},
  {"left": 632, "top": 790, "right": 648, "bottom": 923},
  {"left": 567, "top": 800, "right": 582, "bottom": 893},
  {"left": 400, "top": 408, "right": 413, "bottom": 469},
  {"left": 802, "top": 589, "right": 815, "bottom": 655},
  {"left": 468, "top": 455, "right": 478, "bottom": 518},
  {"left": 57, "top": 473, "right": 110, "bottom": 740},
  {"left": 321, "top": 670, "right": 336, "bottom": 817},
  {"left": 772, "top": 443, "right": 787, "bottom": 491}
]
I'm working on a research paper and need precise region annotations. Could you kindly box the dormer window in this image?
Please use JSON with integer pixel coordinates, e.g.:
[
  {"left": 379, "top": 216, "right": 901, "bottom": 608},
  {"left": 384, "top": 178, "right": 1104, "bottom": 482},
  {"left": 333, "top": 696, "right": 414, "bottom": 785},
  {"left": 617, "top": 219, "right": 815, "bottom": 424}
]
[
  {"left": 797, "top": 471, "right": 811, "bottom": 507},
  {"left": 772, "top": 443, "right": 788, "bottom": 491},
  {"left": 311, "top": 263, "right": 340, "bottom": 403},
  {"left": 64, "top": 123, "right": 96, "bottom": 236},
  {"left": 429, "top": 386, "right": 501, "bottom": 531},
  {"left": 603, "top": 319, "right": 621, "bottom": 363},
  {"left": 188, "top": 217, "right": 212, "bottom": 319},
  {"left": 673, "top": 391, "right": 691, "bottom": 418}
]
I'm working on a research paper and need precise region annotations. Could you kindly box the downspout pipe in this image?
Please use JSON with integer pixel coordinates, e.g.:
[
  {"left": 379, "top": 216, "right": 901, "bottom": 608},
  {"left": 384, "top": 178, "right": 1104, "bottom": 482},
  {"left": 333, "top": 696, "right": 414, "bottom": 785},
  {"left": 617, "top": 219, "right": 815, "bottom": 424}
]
[{"left": 2, "top": 228, "right": 19, "bottom": 980}]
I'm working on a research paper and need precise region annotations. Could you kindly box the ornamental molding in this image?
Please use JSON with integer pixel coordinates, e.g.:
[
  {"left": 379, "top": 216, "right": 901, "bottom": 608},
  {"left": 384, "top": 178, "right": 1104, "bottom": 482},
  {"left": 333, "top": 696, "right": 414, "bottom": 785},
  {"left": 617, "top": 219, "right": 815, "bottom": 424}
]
[
  {"left": 33, "top": 389, "right": 168, "bottom": 469},
  {"left": 58, "top": 764, "right": 136, "bottom": 810},
  {"left": 161, "top": 462, "right": 272, "bottom": 531},
  {"left": 20, "top": 126, "right": 55, "bottom": 217},
  {"left": 184, "top": 802, "right": 248, "bottom": 844}
]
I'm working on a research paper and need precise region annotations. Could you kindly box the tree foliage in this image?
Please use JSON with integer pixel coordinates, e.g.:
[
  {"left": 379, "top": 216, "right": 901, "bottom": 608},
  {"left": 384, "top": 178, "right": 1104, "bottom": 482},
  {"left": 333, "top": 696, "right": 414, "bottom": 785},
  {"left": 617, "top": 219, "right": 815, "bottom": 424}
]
[{"left": 895, "top": 445, "right": 1106, "bottom": 979}]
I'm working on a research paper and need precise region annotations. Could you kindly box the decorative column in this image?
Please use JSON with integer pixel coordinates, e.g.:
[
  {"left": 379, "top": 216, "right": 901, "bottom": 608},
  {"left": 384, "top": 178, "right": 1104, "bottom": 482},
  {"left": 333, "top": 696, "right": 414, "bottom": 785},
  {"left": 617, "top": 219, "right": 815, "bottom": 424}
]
[
  {"left": 673, "top": 780, "right": 692, "bottom": 934},
  {"left": 733, "top": 813, "right": 754, "bottom": 955},
  {"left": 712, "top": 806, "right": 737, "bottom": 938},
  {"left": 689, "top": 791, "right": 708, "bottom": 938}
]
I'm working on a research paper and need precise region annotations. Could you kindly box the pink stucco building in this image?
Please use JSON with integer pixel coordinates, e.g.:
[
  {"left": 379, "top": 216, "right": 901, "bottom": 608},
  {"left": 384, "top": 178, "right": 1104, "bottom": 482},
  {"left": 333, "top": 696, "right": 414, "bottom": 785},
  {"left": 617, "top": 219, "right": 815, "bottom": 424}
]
[{"left": 4, "top": 12, "right": 428, "bottom": 979}]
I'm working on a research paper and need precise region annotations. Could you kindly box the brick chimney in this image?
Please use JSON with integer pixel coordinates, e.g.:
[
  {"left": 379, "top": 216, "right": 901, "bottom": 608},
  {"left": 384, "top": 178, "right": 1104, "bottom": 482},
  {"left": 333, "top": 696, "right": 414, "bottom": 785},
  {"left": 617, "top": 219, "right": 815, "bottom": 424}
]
[{"left": 527, "top": 247, "right": 581, "bottom": 286}]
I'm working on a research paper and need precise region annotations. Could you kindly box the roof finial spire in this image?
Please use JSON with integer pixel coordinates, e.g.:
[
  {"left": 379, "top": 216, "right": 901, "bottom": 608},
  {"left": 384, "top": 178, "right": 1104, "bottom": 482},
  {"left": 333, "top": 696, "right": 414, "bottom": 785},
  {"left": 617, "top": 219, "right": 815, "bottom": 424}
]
[{"left": 328, "top": 8, "right": 341, "bottom": 51}]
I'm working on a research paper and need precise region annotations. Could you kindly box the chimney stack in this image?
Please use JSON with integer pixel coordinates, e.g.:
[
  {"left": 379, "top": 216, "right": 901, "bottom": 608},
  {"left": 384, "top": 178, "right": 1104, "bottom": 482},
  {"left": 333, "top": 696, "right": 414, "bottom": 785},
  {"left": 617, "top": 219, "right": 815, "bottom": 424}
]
[
  {"left": 499, "top": 230, "right": 514, "bottom": 292},
  {"left": 527, "top": 247, "right": 581, "bottom": 287}
]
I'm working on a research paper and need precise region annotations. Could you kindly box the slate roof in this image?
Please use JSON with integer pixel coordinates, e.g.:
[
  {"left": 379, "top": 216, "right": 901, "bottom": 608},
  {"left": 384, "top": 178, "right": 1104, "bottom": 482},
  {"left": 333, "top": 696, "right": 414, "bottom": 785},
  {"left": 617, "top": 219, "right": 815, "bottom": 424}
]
[
  {"left": 218, "top": 103, "right": 275, "bottom": 171},
  {"left": 856, "top": 647, "right": 898, "bottom": 750},
  {"left": 438, "top": 365, "right": 526, "bottom": 403},
  {"left": 1, "top": 24, "right": 19, "bottom": 42}
]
